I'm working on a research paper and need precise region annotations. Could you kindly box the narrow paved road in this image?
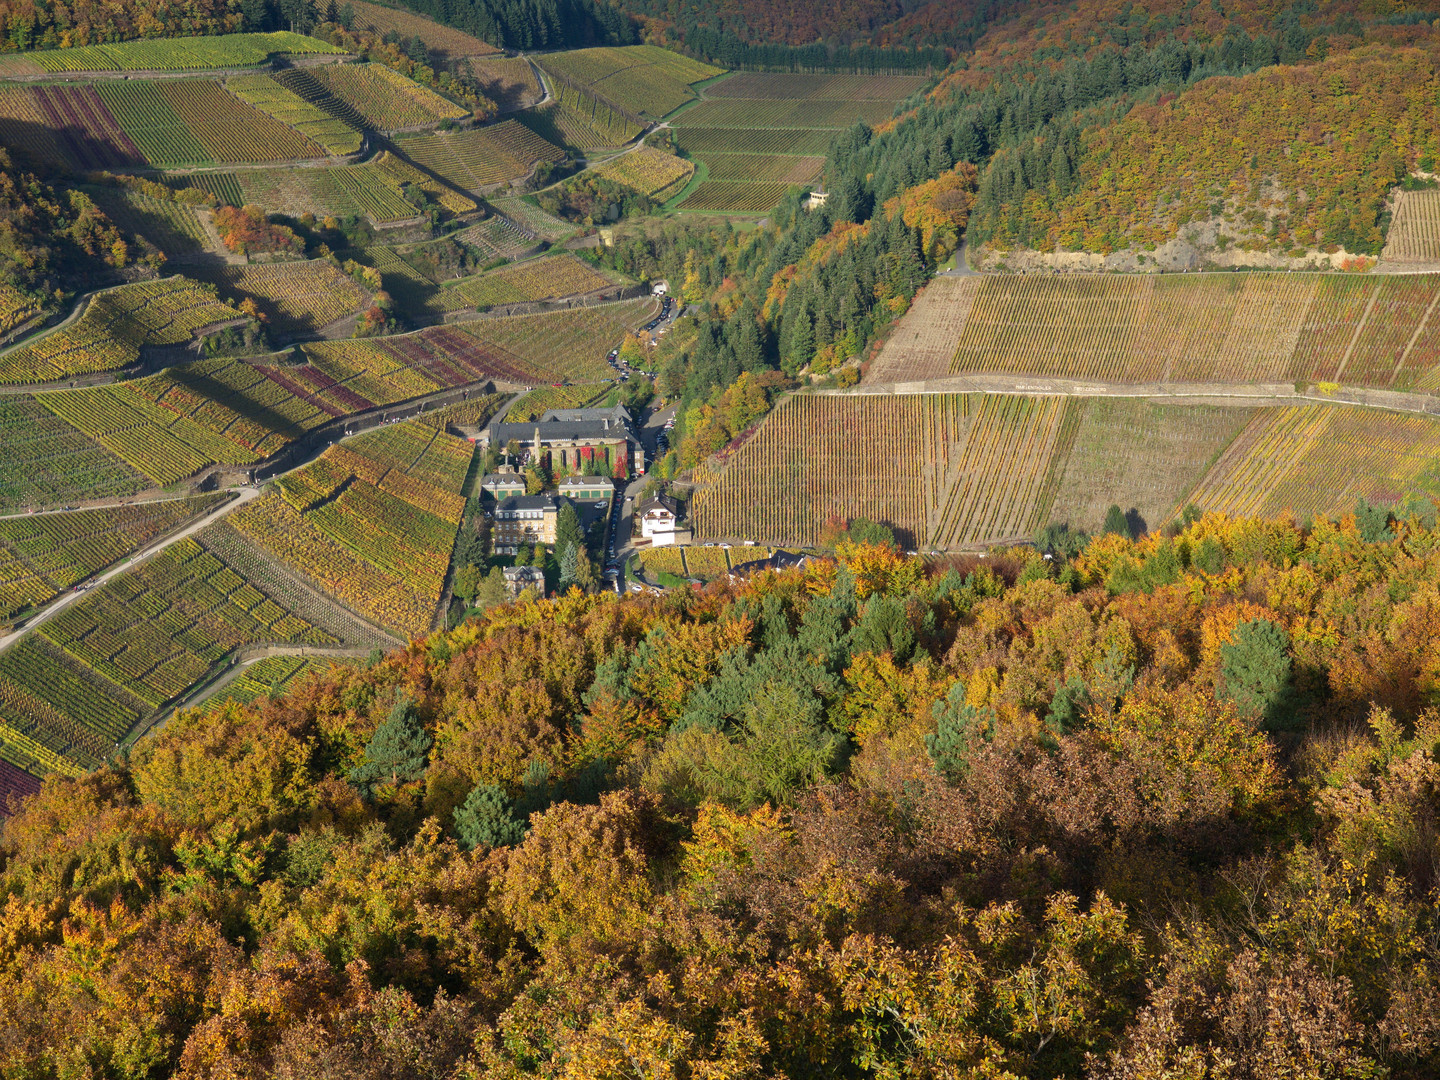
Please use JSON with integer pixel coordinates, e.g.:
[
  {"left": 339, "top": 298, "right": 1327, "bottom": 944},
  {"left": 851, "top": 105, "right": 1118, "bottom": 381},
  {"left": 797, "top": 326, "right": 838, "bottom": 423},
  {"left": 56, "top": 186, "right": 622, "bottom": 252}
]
[
  {"left": 0, "top": 487, "right": 262, "bottom": 655},
  {"left": 842, "top": 373, "right": 1440, "bottom": 418},
  {"left": 169, "top": 645, "right": 377, "bottom": 714}
]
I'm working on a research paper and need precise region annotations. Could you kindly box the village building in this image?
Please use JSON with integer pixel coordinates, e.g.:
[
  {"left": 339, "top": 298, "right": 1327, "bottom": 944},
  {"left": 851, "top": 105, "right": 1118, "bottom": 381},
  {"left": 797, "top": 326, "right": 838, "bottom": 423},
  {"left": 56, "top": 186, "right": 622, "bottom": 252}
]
[
  {"left": 501, "top": 565, "right": 546, "bottom": 597},
  {"left": 492, "top": 495, "right": 559, "bottom": 554},
  {"left": 480, "top": 473, "right": 526, "bottom": 498},
  {"left": 638, "top": 494, "right": 690, "bottom": 546},
  {"left": 483, "top": 405, "right": 645, "bottom": 476},
  {"left": 558, "top": 475, "right": 615, "bottom": 501}
]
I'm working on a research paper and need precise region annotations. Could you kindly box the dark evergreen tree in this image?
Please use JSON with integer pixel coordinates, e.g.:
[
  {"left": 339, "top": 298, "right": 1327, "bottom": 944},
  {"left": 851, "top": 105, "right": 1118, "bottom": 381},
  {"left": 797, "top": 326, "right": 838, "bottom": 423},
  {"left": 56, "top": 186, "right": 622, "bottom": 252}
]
[
  {"left": 1103, "top": 504, "right": 1133, "bottom": 539},
  {"left": 925, "top": 686, "right": 996, "bottom": 783},
  {"left": 452, "top": 784, "right": 525, "bottom": 850},
  {"left": 1219, "top": 618, "right": 1294, "bottom": 730},
  {"left": 348, "top": 693, "right": 431, "bottom": 797}
]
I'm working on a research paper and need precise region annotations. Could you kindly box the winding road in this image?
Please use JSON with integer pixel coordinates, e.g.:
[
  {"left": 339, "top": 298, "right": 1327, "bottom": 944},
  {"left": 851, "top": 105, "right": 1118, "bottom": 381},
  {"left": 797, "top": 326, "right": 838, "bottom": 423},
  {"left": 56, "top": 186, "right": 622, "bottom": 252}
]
[{"left": 0, "top": 486, "right": 263, "bottom": 655}]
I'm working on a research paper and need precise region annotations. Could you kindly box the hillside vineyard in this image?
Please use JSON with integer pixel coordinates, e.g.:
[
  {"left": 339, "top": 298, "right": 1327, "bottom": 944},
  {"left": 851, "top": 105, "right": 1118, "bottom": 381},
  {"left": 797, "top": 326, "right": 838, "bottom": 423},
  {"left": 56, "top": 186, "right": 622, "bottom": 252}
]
[
  {"left": 2, "top": 2, "right": 1440, "bottom": 1074},
  {"left": 869, "top": 272, "right": 1440, "bottom": 389}
]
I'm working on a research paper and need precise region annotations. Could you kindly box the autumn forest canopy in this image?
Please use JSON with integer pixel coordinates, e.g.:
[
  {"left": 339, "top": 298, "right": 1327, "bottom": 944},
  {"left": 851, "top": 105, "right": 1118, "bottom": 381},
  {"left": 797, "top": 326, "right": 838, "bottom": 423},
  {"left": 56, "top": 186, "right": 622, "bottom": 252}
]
[{"left": 6, "top": 510, "right": 1440, "bottom": 1076}]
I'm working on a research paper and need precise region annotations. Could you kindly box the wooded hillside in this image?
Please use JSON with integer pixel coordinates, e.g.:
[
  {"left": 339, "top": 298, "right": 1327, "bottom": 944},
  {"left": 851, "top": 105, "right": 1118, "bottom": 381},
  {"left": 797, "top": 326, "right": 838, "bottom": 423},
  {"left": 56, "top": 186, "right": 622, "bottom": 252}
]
[{"left": 5, "top": 510, "right": 1440, "bottom": 1076}]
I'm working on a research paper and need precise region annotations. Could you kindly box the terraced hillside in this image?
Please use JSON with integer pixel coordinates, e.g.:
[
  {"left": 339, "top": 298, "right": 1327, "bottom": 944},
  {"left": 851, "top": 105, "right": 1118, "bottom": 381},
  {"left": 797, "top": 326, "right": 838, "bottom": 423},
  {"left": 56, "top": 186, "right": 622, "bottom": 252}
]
[
  {"left": 229, "top": 419, "right": 473, "bottom": 637},
  {"left": 0, "top": 32, "right": 340, "bottom": 78},
  {"left": 672, "top": 72, "right": 923, "bottom": 212},
  {"left": 538, "top": 45, "right": 721, "bottom": 123},
  {"left": 0, "top": 278, "right": 244, "bottom": 385},
  {"left": 0, "top": 494, "right": 230, "bottom": 623},
  {"left": 868, "top": 272, "right": 1440, "bottom": 390},
  {"left": 394, "top": 121, "right": 563, "bottom": 193},
  {"left": 0, "top": 534, "right": 366, "bottom": 780},
  {"left": 691, "top": 392, "right": 1440, "bottom": 547}
]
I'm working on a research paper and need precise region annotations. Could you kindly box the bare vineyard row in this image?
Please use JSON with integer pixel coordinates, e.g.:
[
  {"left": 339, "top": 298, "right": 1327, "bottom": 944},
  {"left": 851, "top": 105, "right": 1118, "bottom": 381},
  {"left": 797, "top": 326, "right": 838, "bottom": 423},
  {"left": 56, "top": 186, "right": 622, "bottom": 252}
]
[
  {"left": 693, "top": 393, "right": 1440, "bottom": 548},
  {"left": 869, "top": 272, "right": 1440, "bottom": 392}
]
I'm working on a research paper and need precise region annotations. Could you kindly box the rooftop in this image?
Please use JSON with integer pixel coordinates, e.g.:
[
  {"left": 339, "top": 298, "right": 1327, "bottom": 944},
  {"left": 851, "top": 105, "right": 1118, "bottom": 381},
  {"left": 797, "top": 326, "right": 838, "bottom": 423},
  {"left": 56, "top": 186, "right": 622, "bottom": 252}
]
[
  {"left": 541, "top": 403, "right": 630, "bottom": 425},
  {"left": 495, "top": 495, "right": 560, "bottom": 512},
  {"left": 559, "top": 475, "right": 615, "bottom": 488},
  {"left": 489, "top": 419, "right": 632, "bottom": 445}
]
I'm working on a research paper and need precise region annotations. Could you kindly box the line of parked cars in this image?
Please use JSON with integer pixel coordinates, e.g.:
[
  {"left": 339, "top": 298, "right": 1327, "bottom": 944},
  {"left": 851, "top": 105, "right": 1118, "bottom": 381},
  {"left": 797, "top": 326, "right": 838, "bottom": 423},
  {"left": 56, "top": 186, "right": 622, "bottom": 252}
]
[
  {"left": 643, "top": 296, "right": 674, "bottom": 334},
  {"left": 604, "top": 493, "right": 624, "bottom": 592}
]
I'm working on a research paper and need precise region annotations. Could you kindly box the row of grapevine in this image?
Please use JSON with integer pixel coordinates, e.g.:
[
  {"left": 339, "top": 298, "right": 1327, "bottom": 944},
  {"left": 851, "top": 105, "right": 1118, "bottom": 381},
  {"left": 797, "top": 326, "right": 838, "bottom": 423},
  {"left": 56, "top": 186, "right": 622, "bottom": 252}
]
[
  {"left": 397, "top": 121, "right": 564, "bottom": 192},
  {"left": 0, "top": 493, "right": 227, "bottom": 622},
  {"left": 0, "top": 284, "right": 40, "bottom": 336},
  {"left": 440, "top": 255, "right": 612, "bottom": 310},
  {"left": 98, "top": 79, "right": 324, "bottom": 167},
  {"left": 538, "top": 46, "right": 719, "bottom": 122},
  {"left": 675, "top": 97, "right": 896, "bottom": 129},
  {"left": 228, "top": 492, "right": 444, "bottom": 637},
  {"left": 700, "top": 153, "right": 824, "bottom": 184},
  {"left": 466, "top": 56, "right": 542, "bottom": 109},
  {"left": 872, "top": 272, "right": 1440, "bottom": 392},
  {"left": 373, "top": 151, "right": 476, "bottom": 214},
  {"left": 505, "top": 383, "right": 609, "bottom": 421},
  {"left": 83, "top": 186, "right": 209, "bottom": 259},
  {"left": 241, "top": 415, "right": 474, "bottom": 636},
  {"left": 19, "top": 299, "right": 652, "bottom": 498},
  {"left": 204, "top": 654, "right": 356, "bottom": 709},
  {"left": 226, "top": 74, "right": 362, "bottom": 155},
  {"left": 0, "top": 277, "right": 243, "bottom": 384},
  {"left": 593, "top": 146, "right": 694, "bottom": 199},
  {"left": 0, "top": 398, "right": 146, "bottom": 513},
  {"left": 868, "top": 277, "right": 979, "bottom": 383},
  {"left": 454, "top": 297, "right": 655, "bottom": 383},
  {"left": 305, "top": 63, "right": 468, "bottom": 132},
  {"left": 705, "top": 73, "right": 926, "bottom": 100},
  {"left": 1042, "top": 398, "right": 1256, "bottom": 535},
  {"left": 1187, "top": 405, "right": 1440, "bottom": 521},
  {"left": 208, "top": 260, "right": 369, "bottom": 338},
  {"left": 693, "top": 394, "right": 969, "bottom": 546},
  {"left": 1382, "top": 189, "right": 1440, "bottom": 262},
  {"left": 672, "top": 127, "right": 836, "bottom": 156},
  {"left": 24, "top": 32, "right": 339, "bottom": 74},
  {"left": 37, "top": 537, "right": 334, "bottom": 709},
  {"left": 927, "top": 395, "right": 1070, "bottom": 547},
  {"left": 0, "top": 531, "right": 341, "bottom": 776}
]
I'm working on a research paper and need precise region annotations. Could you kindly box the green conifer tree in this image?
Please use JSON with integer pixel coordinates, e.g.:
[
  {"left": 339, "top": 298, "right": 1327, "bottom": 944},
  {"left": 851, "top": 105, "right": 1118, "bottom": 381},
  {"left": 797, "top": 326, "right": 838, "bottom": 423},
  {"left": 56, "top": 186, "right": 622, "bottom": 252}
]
[
  {"left": 348, "top": 693, "right": 431, "bottom": 798},
  {"left": 1103, "top": 504, "right": 1132, "bottom": 539},
  {"left": 452, "top": 784, "right": 525, "bottom": 850}
]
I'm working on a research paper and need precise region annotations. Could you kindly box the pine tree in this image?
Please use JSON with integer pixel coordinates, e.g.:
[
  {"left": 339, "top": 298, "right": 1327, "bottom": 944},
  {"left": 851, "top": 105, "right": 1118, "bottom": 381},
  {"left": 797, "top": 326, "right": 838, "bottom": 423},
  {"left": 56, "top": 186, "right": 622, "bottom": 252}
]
[
  {"left": 1219, "top": 618, "right": 1294, "bottom": 729},
  {"left": 348, "top": 693, "right": 431, "bottom": 798},
  {"left": 787, "top": 308, "right": 815, "bottom": 373},
  {"left": 452, "top": 784, "right": 525, "bottom": 850},
  {"left": 1103, "top": 504, "right": 1132, "bottom": 539},
  {"left": 556, "top": 501, "right": 583, "bottom": 552},
  {"left": 559, "top": 542, "right": 579, "bottom": 586},
  {"left": 925, "top": 685, "right": 996, "bottom": 783}
]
